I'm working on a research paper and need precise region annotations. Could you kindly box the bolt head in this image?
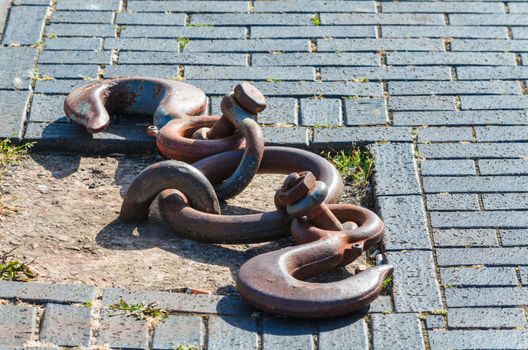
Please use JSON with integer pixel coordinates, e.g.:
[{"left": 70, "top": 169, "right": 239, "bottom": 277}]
[
  {"left": 275, "top": 171, "right": 316, "bottom": 207},
  {"left": 234, "top": 82, "right": 267, "bottom": 114}
]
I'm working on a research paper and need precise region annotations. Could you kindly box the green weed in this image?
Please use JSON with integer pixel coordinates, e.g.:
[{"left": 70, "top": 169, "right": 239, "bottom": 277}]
[
  {"left": 311, "top": 14, "right": 321, "bottom": 26},
  {"left": 178, "top": 37, "right": 190, "bottom": 50},
  {"left": 0, "top": 248, "right": 36, "bottom": 282},
  {"left": 328, "top": 147, "right": 374, "bottom": 187},
  {"left": 0, "top": 139, "right": 34, "bottom": 169},
  {"left": 109, "top": 299, "right": 168, "bottom": 321}
]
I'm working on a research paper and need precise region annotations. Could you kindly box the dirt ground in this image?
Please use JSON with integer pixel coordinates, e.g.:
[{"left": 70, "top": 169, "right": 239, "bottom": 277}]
[{"left": 0, "top": 153, "right": 372, "bottom": 294}]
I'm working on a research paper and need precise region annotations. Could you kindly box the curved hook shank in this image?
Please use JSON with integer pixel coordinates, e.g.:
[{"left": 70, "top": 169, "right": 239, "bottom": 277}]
[
  {"left": 64, "top": 77, "right": 207, "bottom": 133},
  {"left": 119, "top": 160, "right": 220, "bottom": 223},
  {"left": 236, "top": 236, "right": 394, "bottom": 318}
]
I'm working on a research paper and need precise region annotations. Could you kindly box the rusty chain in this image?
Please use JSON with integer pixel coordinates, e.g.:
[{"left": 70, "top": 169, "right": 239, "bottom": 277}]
[{"left": 65, "top": 78, "right": 393, "bottom": 318}]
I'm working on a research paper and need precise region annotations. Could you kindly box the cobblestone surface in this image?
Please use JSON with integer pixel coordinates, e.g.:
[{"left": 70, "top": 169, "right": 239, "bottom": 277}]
[{"left": 1, "top": 0, "right": 528, "bottom": 348}]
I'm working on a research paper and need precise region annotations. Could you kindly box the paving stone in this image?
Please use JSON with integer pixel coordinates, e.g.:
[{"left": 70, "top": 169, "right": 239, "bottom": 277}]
[
  {"left": 432, "top": 229, "right": 498, "bottom": 247},
  {"left": 184, "top": 39, "right": 309, "bottom": 53},
  {"left": 211, "top": 96, "right": 298, "bottom": 124},
  {"left": 128, "top": 1, "right": 247, "bottom": 12},
  {"left": 512, "top": 27, "right": 528, "bottom": 39},
  {"left": 105, "top": 65, "right": 179, "bottom": 79},
  {"left": 441, "top": 267, "right": 518, "bottom": 287},
  {"left": 322, "top": 66, "right": 450, "bottom": 81},
  {"left": 436, "top": 247, "right": 528, "bottom": 266},
  {"left": 104, "top": 38, "right": 180, "bottom": 51},
  {"left": 510, "top": 2, "right": 528, "bottom": 13},
  {"left": 371, "top": 143, "right": 421, "bottom": 196},
  {"left": 383, "top": 25, "right": 508, "bottom": 39},
  {"left": 448, "top": 307, "right": 527, "bottom": 328},
  {"left": 429, "top": 330, "right": 528, "bottom": 350},
  {"left": 313, "top": 127, "right": 411, "bottom": 147},
  {"left": 376, "top": 196, "right": 431, "bottom": 250},
  {"left": 251, "top": 25, "right": 376, "bottom": 39},
  {"left": 39, "top": 50, "right": 109, "bottom": 64},
  {"left": 45, "top": 37, "right": 101, "bottom": 51},
  {"left": 418, "top": 143, "right": 528, "bottom": 159},
  {"left": 13, "top": 0, "right": 49, "bottom": 4},
  {"left": 423, "top": 175, "right": 528, "bottom": 193},
  {"left": 38, "top": 65, "right": 99, "bottom": 79},
  {"left": 388, "top": 96, "right": 455, "bottom": 111},
  {"left": 46, "top": 23, "right": 115, "bottom": 37},
  {"left": 0, "top": 281, "right": 96, "bottom": 303},
  {"left": 119, "top": 52, "right": 246, "bottom": 65},
  {"left": 521, "top": 268, "right": 528, "bottom": 285},
  {"left": 152, "top": 315, "right": 203, "bottom": 350},
  {"left": 383, "top": 1, "right": 503, "bottom": 13},
  {"left": 116, "top": 13, "right": 186, "bottom": 26},
  {"left": 102, "top": 287, "right": 253, "bottom": 315},
  {"left": 191, "top": 13, "right": 313, "bottom": 26},
  {"left": 390, "top": 81, "right": 520, "bottom": 95},
  {"left": 2, "top": 6, "right": 46, "bottom": 45},
  {"left": 0, "top": 90, "right": 30, "bottom": 139},
  {"left": 457, "top": 66, "right": 528, "bottom": 80},
  {"left": 318, "top": 316, "right": 369, "bottom": 350},
  {"left": 57, "top": 0, "right": 119, "bottom": 11},
  {"left": 300, "top": 98, "right": 341, "bottom": 126},
  {"left": 476, "top": 126, "right": 528, "bottom": 142},
  {"left": 29, "top": 95, "right": 69, "bottom": 123},
  {"left": 254, "top": 0, "right": 375, "bottom": 13},
  {"left": 425, "top": 315, "right": 446, "bottom": 330},
  {"left": 431, "top": 211, "right": 528, "bottom": 228},
  {"left": 394, "top": 110, "right": 528, "bottom": 126},
  {"left": 371, "top": 313, "right": 425, "bottom": 350},
  {"left": 483, "top": 193, "right": 528, "bottom": 210},
  {"left": 418, "top": 127, "right": 473, "bottom": 142},
  {"left": 0, "top": 305, "right": 36, "bottom": 346},
  {"left": 97, "top": 309, "right": 148, "bottom": 349},
  {"left": 461, "top": 95, "right": 528, "bottom": 110},
  {"left": 40, "top": 304, "right": 92, "bottom": 347},
  {"left": 446, "top": 287, "right": 528, "bottom": 308},
  {"left": 426, "top": 193, "right": 479, "bottom": 211},
  {"left": 0, "top": 47, "right": 36, "bottom": 90},
  {"left": 52, "top": 10, "right": 113, "bottom": 24},
  {"left": 387, "top": 52, "right": 515, "bottom": 66},
  {"left": 186, "top": 66, "right": 314, "bottom": 81},
  {"left": 480, "top": 159, "right": 528, "bottom": 175},
  {"left": 322, "top": 13, "right": 444, "bottom": 25},
  {"left": 262, "top": 127, "right": 308, "bottom": 148},
  {"left": 261, "top": 317, "right": 313, "bottom": 350},
  {"left": 421, "top": 159, "right": 476, "bottom": 176},
  {"left": 501, "top": 229, "right": 528, "bottom": 246},
  {"left": 34, "top": 79, "right": 93, "bottom": 94},
  {"left": 450, "top": 14, "right": 528, "bottom": 26},
  {"left": 121, "top": 25, "right": 246, "bottom": 39},
  {"left": 344, "top": 98, "right": 387, "bottom": 126},
  {"left": 385, "top": 251, "right": 443, "bottom": 312},
  {"left": 252, "top": 52, "right": 379, "bottom": 66},
  {"left": 207, "top": 316, "right": 257, "bottom": 350},
  {"left": 367, "top": 295, "right": 393, "bottom": 314}
]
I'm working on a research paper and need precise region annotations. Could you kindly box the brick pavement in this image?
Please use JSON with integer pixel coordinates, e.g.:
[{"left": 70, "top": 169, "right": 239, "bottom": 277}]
[{"left": 0, "top": 0, "right": 528, "bottom": 349}]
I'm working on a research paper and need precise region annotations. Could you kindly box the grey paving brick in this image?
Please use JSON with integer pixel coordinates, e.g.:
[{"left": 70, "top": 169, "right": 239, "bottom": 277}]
[
  {"left": 0, "top": 47, "right": 36, "bottom": 90},
  {"left": 252, "top": 52, "right": 379, "bottom": 66},
  {"left": 0, "top": 90, "right": 30, "bottom": 139},
  {"left": 34, "top": 79, "right": 92, "bottom": 94},
  {"left": 211, "top": 96, "right": 298, "bottom": 124},
  {"left": 46, "top": 24, "right": 115, "bottom": 37},
  {"left": 383, "top": 1, "right": 503, "bottom": 13},
  {"left": 254, "top": 0, "right": 375, "bottom": 13},
  {"left": 57, "top": 0, "right": 119, "bottom": 11},
  {"left": 262, "top": 318, "right": 313, "bottom": 350},
  {"left": 104, "top": 65, "right": 179, "bottom": 79},
  {"left": 322, "top": 13, "right": 444, "bottom": 25},
  {"left": 445, "top": 287, "right": 528, "bottom": 307},
  {"left": 513, "top": 27, "right": 528, "bottom": 39},
  {"left": 431, "top": 210, "right": 528, "bottom": 228},
  {"left": 102, "top": 287, "right": 253, "bottom": 315},
  {"left": 388, "top": 96, "right": 455, "bottom": 111},
  {"left": 452, "top": 39, "right": 528, "bottom": 53},
  {"left": 423, "top": 175, "right": 528, "bottom": 193},
  {"left": 52, "top": 10, "right": 113, "bottom": 24},
  {"left": 318, "top": 38, "right": 444, "bottom": 53},
  {"left": 483, "top": 193, "right": 528, "bottom": 210},
  {"left": 40, "top": 304, "right": 92, "bottom": 347},
  {"left": 426, "top": 315, "right": 446, "bottom": 330},
  {"left": 184, "top": 39, "right": 309, "bottom": 53},
  {"left": 208, "top": 316, "right": 257, "bottom": 350},
  {"left": 118, "top": 52, "right": 246, "bottom": 65},
  {"left": 312, "top": 127, "right": 411, "bottom": 147},
  {"left": 186, "top": 66, "right": 314, "bottom": 81},
  {"left": 385, "top": 251, "right": 443, "bottom": 312},
  {"left": 501, "top": 229, "right": 528, "bottom": 246},
  {"left": 418, "top": 143, "right": 528, "bottom": 159},
  {"left": 522, "top": 268, "right": 528, "bottom": 285},
  {"left": 120, "top": 26, "right": 245, "bottom": 39},
  {"left": 300, "top": 98, "right": 341, "bottom": 126},
  {"left": 116, "top": 12, "right": 186, "bottom": 26},
  {"left": 0, "top": 281, "right": 96, "bottom": 303},
  {"left": 421, "top": 159, "right": 476, "bottom": 176},
  {"left": 429, "top": 330, "right": 528, "bottom": 350},
  {"left": 390, "top": 81, "right": 520, "bottom": 96},
  {"left": 376, "top": 195, "right": 431, "bottom": 250},
  {"left": 13, "top": 0, "right": 49, "bottom": 4},
  {"left": 461, "top": 95, "right": 528, "bottom": 110},
  {"left": 383, "top": 25, "right": 508, "bottom": 39},
  {"left": 371, "top": 143, "right": 421, "bottom": 196},
  {"left": 368, "top": 295, "right": 393, "bottom": 313},
  {"left": 450, "top": 14, "right": 528, "bottom": 26},
  {"left": 371, "top": 313, "right": 425, "bottom": 350},
  {"left": 262, "top": 127, "right": 308, "bottom": 148},
  {"left": 38, "top": 65, "right": 99, "bottom": 79},
  {"left": 322, "top": 66, "right": 450, "bottom": 81},
  {"left": 191, "top": 13, "right": 313, "bottom": 26},
  {"left": 2, "top": 6, "right": 46, "bottom": 45},
  {"left": 437, "top": 247, "right": 528, "bottom": 266},
  {"left": 128, "top": 1, "right": 247, "bottom": 12},
  {"left": 387, "top": 52, "right": 515, "bottom": 66},
  {"left": 152, "top": 315, "right": 203, "bottom": 350},
  {"left": 29, "top": 94, "right": 68, "bottom": 123},
  {"left": 39, "top": 50, "right": 109, "bottom": 64},
  {"left": 344, "top": 98, "right": 387, "bottom": 126},
  {"left": 441, "top": 266, "right": 517, "bottom": 287},
  {"left": 97, "top": 310, "right": 148, "bottom": 349},
  {"left": 476, "top": 126, "right": 528, "bottom": 142},
  {"left": 104, "top": 38, "right": 180, "bottom": 51},
  {"left": 418, "top": 127, "right": 473, "bottom": 142},
  {"left": 45, "top": 37, "right": 101, "bottom": 51},
  {"left": 448, "top": 308, "right": 527, "bottom": 328},
  {"left": 394, "top": 110, "right": 528, "bottom": 126},
  {"left": 426, "top": 193, "right": 479, "bottom": 211},
  {"left": 251, "top": 25, "right": 376, "bottom": 39},
  {"left": 433, "top": 228, "right": 498, "bottom": 247},
  {"left": 0, "top": 305, "right": 36, "bottom": 346},
  {"left": 318, "top": 316, "right": 368, "bottom": 350},
  {"left": 510, "top": 3, "right": 528, "bottom": 13}
]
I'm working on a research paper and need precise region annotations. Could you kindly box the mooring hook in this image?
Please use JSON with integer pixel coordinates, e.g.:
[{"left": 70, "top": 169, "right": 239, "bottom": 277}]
[
  {"left": 236, "top": 235, "right": 394, "bottom": 318},
  {"left": 64, "top": 77, "right": 207, "bottom": 133}
]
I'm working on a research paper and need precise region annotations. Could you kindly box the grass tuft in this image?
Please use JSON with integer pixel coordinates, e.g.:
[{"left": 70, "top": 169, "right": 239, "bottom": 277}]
[
  {"left": 174, "top": 345, "right": 199, "bottom": 350},
  {"left": 0, "top": 139, "right": 34, "bottom": 169},
  {"left": 178, "top": 37, "right": 190, "bottom": 50},
  {"left": 328, "top": 147, "right": 374, "bottom": 187},
  {"left": 381, "top": 275, "right": 393, "bottom": 294},
  {"left": 311, "top": 14, "right": 321, "bottom": 26},
  {"left": 430, "top": 309, "right": 448, "bottom": 316},
  {"left": 109, "top": 299, "right": 168, "bottom": 321},
  {"left": 0, "top": 248, "right": 36, "bottom": 282}
]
